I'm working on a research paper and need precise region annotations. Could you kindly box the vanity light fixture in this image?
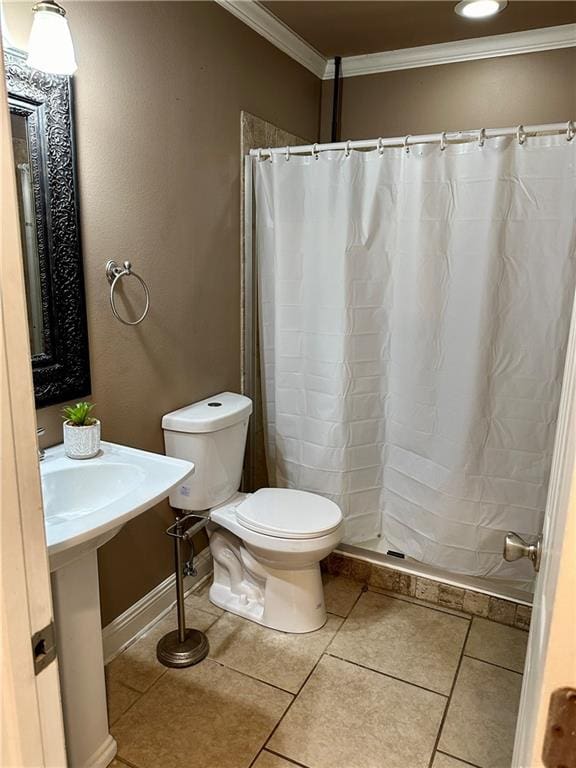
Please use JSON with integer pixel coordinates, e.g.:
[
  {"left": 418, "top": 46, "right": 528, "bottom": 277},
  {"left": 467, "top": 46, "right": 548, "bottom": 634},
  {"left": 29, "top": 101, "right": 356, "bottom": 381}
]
[
  {"left": 27, "top": 0, "right": 77, "bottom": 75},
  {"left": 454, "top": 0, "right": 508, "bottom": 19}
]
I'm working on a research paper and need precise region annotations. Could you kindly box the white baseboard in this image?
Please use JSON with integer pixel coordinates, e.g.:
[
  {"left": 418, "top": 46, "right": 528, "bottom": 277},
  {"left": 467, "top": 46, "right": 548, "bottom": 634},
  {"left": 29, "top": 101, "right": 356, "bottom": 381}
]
[{"left": 102, "top": 548, "right": 213, "bottom": 664}]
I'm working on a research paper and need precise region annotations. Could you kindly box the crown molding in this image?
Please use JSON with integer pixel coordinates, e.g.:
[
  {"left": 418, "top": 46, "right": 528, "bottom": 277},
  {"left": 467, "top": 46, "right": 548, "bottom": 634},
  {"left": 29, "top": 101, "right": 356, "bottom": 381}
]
[
  {"left": 214, "top": 0, "right": 575, "bottom": 82},
  {"left": 323, "top": 23, "right": 576, "bottom": 79},
  {"left": 213, "top": 0, "right": 327, "bottom": 79}
]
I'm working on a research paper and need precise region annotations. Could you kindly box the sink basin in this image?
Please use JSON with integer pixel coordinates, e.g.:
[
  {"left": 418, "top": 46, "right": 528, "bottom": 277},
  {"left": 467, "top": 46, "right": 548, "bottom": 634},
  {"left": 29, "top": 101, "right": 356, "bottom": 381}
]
[
  {"left": 43, "top": 463, "right": 144, "bottom": 524},
  {"left": 41, "top": 441, "right": 194, "bottom": 571},
  {"left": 40, "top": 441, "right": 194, "bottom": 768}
]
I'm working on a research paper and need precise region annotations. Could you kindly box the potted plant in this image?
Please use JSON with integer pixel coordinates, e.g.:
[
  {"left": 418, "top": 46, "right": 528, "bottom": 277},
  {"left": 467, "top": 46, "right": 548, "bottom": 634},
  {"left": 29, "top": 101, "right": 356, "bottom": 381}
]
[{"left": 62, "top": 402, "right": 100, "bottom": 459}]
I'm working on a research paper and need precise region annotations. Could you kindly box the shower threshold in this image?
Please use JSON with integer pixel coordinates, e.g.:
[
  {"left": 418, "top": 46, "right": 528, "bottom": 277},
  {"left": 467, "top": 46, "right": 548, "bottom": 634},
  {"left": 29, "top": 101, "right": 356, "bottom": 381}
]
[{"left": 338, "top": 538, "right": 533, "bottom": 606}]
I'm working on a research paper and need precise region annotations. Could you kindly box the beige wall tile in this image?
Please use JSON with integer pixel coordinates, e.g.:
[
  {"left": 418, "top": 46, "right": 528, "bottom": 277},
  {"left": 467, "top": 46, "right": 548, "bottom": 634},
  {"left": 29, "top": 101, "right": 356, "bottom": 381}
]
[
  {"left": 325, "top": 553, "right": 372, "bottom": 583},
  {"left": 329, "top": 591, "right": 468, "bottom": 695},
  {"left": 415, "top": 577, "right": 440, "bottom": 603},
  {"left": 268, "top": 655, "right": 445, "bottom": 768},
  {"left": 488, "top": 597, "right": 517, "bottom": 626},
  {"left": 438, "top": 585, "right": 465, "bottom": 610},
  {"left": 324, "top": 554, "right": 529, "bottom": 628},
  {"left": 514, "top": 604, "right": 532, "bottom": 630},
  {"left": 368, "top": 565, "right": 416, "bottom": 596},
  {"left": 368, "top": 588, "right": 471, "bottom": 619},
  {"left": 462, "top": 590, "right": 490, "bottom": 618}
]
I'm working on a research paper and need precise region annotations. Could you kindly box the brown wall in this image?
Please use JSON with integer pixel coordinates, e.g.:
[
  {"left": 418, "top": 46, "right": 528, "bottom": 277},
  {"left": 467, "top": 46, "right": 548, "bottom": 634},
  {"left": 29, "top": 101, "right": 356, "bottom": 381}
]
[
  {"left": 5, "top": 1, "right": 320, "bottom": 626},
  {"left": 321, "top": 48, "right": 576, "bottom": 141}
]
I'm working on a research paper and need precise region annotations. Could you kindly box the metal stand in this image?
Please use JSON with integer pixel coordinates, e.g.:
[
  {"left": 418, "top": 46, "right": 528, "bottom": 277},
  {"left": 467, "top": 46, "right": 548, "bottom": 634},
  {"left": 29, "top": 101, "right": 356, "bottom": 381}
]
[{"left": 157, "top": 514, "right": 209, "bottom": 668}]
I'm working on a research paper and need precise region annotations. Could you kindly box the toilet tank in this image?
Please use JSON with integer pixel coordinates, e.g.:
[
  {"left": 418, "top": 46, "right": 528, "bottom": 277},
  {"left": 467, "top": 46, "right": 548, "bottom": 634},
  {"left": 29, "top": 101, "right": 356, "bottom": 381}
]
[{"left": 162, "top": 392, "right": 252, "bottom": 512}]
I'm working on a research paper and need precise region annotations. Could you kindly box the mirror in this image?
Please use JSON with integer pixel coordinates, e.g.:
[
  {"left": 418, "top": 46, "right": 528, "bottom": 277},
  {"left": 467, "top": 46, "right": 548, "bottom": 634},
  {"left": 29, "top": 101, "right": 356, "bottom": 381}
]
[
  {"left": 11, "top": 109, "right": 46, "bottom": 357},
  {"left": 5, "top": 48, "right": 91, "bottom": 407}
]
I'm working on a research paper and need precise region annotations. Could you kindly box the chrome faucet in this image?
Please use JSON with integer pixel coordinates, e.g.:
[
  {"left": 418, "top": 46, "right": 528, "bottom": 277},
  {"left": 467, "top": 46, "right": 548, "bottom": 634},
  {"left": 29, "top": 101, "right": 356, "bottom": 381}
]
[{"left": 37, "top": 426, "right": 46, "bottom": 461}]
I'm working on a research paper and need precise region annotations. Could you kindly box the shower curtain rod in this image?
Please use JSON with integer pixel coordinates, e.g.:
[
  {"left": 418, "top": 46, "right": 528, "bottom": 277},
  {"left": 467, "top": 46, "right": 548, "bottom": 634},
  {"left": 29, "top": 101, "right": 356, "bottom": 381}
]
[{"left": 250, "top": 120, "right": 575, "bottom": 157}]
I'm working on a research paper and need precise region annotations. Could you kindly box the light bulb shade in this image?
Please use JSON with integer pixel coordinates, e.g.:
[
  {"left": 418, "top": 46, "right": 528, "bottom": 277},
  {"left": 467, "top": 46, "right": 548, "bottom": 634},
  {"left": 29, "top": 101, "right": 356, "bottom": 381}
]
[{"left": 27, "top": 6, "right": 77, "bottom": 75}]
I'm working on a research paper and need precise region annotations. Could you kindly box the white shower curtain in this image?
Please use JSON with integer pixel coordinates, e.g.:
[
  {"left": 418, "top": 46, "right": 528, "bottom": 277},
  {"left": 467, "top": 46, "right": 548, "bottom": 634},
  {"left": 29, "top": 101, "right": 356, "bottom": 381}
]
[{"left": 255, "top": 134, "right": 576, "bottom": 581}]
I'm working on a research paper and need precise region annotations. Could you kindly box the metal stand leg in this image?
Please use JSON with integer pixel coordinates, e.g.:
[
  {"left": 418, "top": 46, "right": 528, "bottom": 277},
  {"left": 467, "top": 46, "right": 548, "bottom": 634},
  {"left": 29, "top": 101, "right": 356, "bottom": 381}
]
[{"left": 156, "top": 515, "right": 209, "bottom": 668}]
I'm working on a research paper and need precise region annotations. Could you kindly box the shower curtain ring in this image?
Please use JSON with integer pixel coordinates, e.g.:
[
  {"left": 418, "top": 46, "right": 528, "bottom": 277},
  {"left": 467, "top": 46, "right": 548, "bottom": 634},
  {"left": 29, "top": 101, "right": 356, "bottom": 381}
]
[
  {"left": 516, "top": 125, "right": 526, "bottom": 145},
  {"left": 267, "top": 148, "right": 273, "bottom": 162},
  {"left": 567, "top": 121, "right": 575, "bottom": 142},
  {"left": 377, "top": 137, "right": 385, "bottom": 156},
  {"left": 312, "top": 143, "right": 320, "bottom": 159},
  {"left": 440, "top": 132, "right": 447, "bottom": 151},
  {"left": 345, "top": 140, "right": 352, "bottom": 157},
  {"left": 478, "top": 128, "right": 486, "bottom": 148},
  {"left": 285, "top": 146, "right": 291, "bottom": 162},
  {"left": 404, "top": 135, "right": 412, "bottom": 154},
  {"left": 257, "top": 148, "right": 264, "bottom": 162}
]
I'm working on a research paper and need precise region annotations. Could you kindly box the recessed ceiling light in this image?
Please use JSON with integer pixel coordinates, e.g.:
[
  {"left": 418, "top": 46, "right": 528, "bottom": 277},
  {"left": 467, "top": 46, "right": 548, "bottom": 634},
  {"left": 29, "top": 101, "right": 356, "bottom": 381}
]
[{"left": 454, "top": 0, "right": 508, "bottom": 19}]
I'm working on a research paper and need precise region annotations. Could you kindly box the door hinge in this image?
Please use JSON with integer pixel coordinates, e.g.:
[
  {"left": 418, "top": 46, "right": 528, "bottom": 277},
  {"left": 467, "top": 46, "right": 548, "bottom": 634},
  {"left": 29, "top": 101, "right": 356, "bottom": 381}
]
[
  {"left": 542, "top": 687, "right": 576, "bottom": 768},
  {"left": 31, "top": 621, "right": 57, "bottom": 676}
]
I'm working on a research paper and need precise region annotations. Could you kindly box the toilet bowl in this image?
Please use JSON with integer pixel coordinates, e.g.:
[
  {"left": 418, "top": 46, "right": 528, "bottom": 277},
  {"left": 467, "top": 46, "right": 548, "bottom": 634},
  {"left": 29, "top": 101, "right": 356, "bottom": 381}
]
[{"left": 162, "top": 393, "right": 343, "bottom": 633}]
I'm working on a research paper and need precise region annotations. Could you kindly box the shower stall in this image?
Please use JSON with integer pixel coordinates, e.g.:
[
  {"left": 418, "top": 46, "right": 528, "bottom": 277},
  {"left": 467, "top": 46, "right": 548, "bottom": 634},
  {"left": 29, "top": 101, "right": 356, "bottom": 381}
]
[{"left": 243, "top": 122, "right": 576, "bottom": 603}]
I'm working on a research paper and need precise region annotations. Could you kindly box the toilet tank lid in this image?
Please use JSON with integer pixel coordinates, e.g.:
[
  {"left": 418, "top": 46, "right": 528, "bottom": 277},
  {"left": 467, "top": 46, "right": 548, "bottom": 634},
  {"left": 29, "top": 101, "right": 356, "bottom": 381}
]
[{"left": 162, "top": 392, "right": 252, "bottom": 433}]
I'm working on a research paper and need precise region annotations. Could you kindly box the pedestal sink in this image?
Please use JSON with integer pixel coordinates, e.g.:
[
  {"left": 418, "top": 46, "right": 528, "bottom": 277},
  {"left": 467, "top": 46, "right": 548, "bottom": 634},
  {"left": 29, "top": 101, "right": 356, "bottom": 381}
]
[{"left": 41, "top": 441, "right": 194, "bottom": 768}]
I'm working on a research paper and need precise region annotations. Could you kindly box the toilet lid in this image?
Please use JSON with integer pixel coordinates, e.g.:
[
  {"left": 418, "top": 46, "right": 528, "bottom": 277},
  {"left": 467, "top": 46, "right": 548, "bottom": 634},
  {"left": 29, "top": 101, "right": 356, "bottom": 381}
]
[{"left": 235, "top": 488, "right": 343, "bottom": 540}]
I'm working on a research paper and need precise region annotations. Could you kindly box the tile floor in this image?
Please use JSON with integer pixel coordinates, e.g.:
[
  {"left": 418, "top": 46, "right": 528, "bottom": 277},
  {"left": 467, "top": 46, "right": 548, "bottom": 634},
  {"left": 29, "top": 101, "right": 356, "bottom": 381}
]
[{"left": 106, "top": 574, "right": 528, "bottom": 768}]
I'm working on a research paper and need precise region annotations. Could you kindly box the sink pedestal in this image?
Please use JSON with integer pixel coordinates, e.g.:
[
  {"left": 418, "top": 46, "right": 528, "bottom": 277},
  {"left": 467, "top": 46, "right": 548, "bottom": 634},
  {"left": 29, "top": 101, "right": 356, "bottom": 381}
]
[
  {"left": 42, "top": 441, "right": 194, "bottom": 767},
  {"left": 51, "top": 550, "right": 117, "bottom": 768}
]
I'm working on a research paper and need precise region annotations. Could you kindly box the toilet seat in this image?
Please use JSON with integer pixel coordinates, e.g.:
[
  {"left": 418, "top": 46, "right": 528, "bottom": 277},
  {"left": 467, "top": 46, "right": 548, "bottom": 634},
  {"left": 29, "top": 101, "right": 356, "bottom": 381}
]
[{"left": 235, "top": 488, "right": 342, "bottom": 540}]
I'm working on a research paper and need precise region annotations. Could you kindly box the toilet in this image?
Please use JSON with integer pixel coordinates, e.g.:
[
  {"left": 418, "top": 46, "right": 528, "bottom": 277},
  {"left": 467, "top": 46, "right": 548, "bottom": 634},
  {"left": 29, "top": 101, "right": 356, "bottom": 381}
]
[{"left": 162, "top": 392, "right": 343, "bottom": 633}]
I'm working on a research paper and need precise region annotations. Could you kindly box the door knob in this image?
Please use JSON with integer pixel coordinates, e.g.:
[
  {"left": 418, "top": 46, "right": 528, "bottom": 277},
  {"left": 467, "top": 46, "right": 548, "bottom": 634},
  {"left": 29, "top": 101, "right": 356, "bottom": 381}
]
[{"left": 503, "top": 532, "right": 542, "bottom": 572}]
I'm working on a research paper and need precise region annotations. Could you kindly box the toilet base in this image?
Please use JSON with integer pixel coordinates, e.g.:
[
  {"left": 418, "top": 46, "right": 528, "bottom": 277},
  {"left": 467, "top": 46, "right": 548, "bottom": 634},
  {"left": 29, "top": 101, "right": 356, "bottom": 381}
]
[
  {"left": 209, "top": 558, "right": 327, "bottom": 634},
  {"left": 206, "top": 504, "right": 341, "bottom": 634}
]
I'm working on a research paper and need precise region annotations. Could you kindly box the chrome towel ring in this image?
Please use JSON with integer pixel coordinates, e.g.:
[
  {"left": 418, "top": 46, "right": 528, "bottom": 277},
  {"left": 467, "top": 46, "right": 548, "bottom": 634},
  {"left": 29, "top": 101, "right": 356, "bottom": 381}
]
[{"left": 105, "top": 260, "right": 150, "bottom": 326}]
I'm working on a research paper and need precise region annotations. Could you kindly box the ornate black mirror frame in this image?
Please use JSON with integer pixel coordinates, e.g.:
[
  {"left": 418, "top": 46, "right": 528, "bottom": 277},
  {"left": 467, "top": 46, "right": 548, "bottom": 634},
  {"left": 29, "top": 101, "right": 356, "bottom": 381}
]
[{"left": 5, "top": 48, "right": 90, "bottom": 407}]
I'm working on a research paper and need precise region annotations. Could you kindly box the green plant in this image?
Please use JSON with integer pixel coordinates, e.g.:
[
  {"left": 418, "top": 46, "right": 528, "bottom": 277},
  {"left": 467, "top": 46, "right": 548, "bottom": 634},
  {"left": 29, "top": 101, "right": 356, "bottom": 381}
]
[{"left": 62, "top": 401, "right": 97, "bottom": 427}]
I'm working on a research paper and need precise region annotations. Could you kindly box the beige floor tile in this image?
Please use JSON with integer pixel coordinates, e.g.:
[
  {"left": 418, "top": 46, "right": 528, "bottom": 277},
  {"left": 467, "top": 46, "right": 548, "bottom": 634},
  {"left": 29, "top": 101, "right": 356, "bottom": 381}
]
[
  {"left": 465, "top": 617, "right": 528, "bottom": 673},
  {"left": 268, "top": 655, "right": 445, "bottom": 768},
  {"left": 438, "top": 657, "right": 522, "bottom": 768},
  {"left": 112, "top": 659, "right": 292, "bottom": 768},
  {"left": 432, "top": 752, "right": 474, "bottom": 768},
  {"left": 207, "top": 612, "right": 343, "bottom": 693},
  {"left": 185, "top": 579, "right": 224, "bottom": 617},
  {"left": 328, "top": 591, "right": 469, "bottom": 694},
  {"left": 322, "top": 573, "right": 364, "bottom": 617},
  {"left": 105, "top": 671, "right": 141, "bottom": 726},
  {"left": 106, "top": 605, "right": 219, "bottom": 693},
  {"left": 252, "top": 750, "right": 301, "bottom": 768}
]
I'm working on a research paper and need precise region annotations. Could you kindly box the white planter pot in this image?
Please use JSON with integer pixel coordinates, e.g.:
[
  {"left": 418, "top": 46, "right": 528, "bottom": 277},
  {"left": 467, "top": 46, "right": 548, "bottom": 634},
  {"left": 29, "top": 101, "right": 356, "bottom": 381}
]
[{"left": 63, "top": 420, "right": 101, "bottom": 460}]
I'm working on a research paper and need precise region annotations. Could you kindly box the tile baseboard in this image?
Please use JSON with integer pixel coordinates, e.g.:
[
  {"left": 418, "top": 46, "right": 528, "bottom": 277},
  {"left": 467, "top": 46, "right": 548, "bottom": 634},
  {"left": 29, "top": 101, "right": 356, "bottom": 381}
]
[
  {"left": 102, "top": 548, "right": 213, "bottom": 664},
  {"left": 323, "top": 552, "right": 531, "bottom": 631}
]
